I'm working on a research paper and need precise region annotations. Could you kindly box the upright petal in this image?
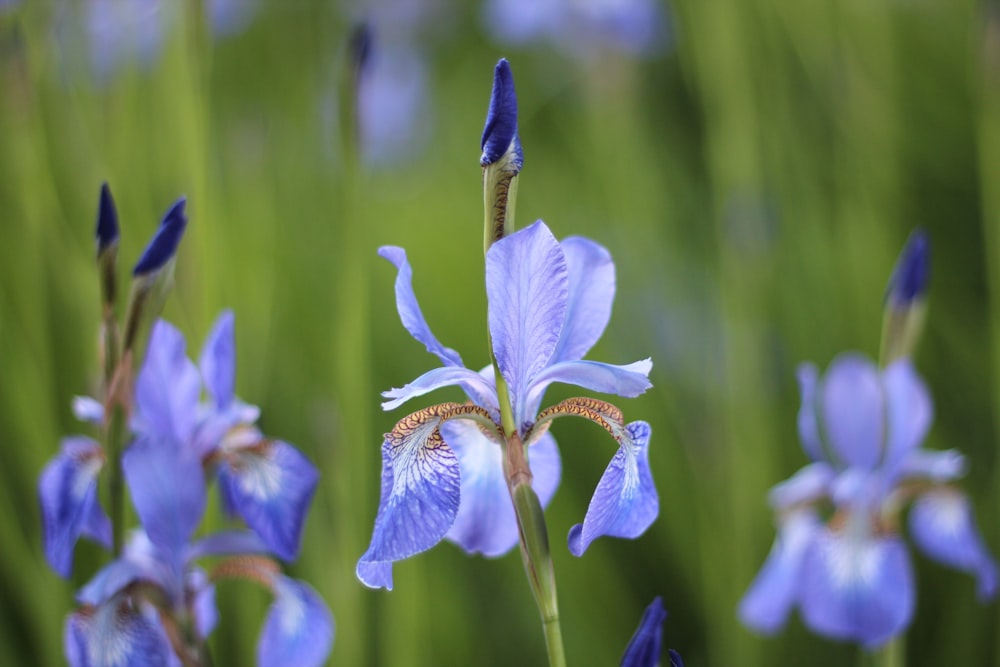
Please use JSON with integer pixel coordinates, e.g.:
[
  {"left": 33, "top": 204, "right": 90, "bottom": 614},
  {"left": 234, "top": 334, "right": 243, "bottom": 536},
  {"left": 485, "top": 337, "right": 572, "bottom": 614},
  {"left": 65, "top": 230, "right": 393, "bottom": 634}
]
[
  {"left": 217, "top": 440, "right": 319, "bottom": 561},
  {"left": 882, "top": 360, "right": 932, "bottom": 472},
  {"left": 550, "top": 236, "right": 615, "bottom": 364},
  {"left": 442, "top": 422, "right": 560, "bottom": 557},
  {"left": 378, "top": 246, "right": 464, "bottom": 368},
  {"left": 525, "top": 358, "right": 652, "bottom": 421},
  {"left": 568, "top": 421, "right": 657, "bottom": 556},
  {"left": 257, "top": 576, "right": 334, "bottom": 667},
  {"left": 135, "top": 321, "right": 201, "bottom": 442},
  {"left": 909, "top": 488, "right": 998, "bottom": 600},
  {"left": 799, "top": 521, "right": 913, "bottom": 647},
  {"left": 796, "top": 363, "right": 825, "bottom": 462},
  {"left": 199, "top": 310, "right": 236, "bottom": 410},
  {"left": 620, "top": 596, "right": 665, "bottom": 667},
  {"left": 39, "top": 437, "right": 109, "bottom": 577},
  {"left": 820, "top": 354, "right": 885, "bottom": 470},
  {"left": 65, "top": 596, "right": 172, "bottom": 667},
  {"left": 357, "top": 404, "right": 474, "bottom": 589},
  {"left": 487, "top": 220, "right": 568, "bottom": 424},
  {"left": 739, "top": 510, "right": 820, "bottom": 634},
  {"left": 122, "top": 435, "right": 206, "bottom": 580}
]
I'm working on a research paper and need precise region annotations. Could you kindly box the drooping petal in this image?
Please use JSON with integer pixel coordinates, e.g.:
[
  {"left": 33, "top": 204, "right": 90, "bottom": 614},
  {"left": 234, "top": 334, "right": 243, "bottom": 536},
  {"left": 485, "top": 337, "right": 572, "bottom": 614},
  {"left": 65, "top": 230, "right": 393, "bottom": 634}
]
[
  {"left": 381, "top": 365, "right": 500, "bottom": 414},
  {"left": 620, "top": 596, "right": 665, "bottom": 667},
  {"left": 739, "top": 510, "right": 820, "bottom": 634},
  {"left": 881, "top": 360, "right": 932, "bottom": 473},
  {"left": 122, "top": 435, "right": 206, "bottom": 580},
  {"left": 357, "top": 404, "right": 474, "bottom": 589},
  {"left": 525, "top": 358, "right": 652, "bottom": 421},
  {"left": 799, "top": 520, "right": 913, "bottom": 647},
  {"left": 909, "top": 488, "right": 998, "bottom": 600},
  {"left": 134, "top": 320, "right": 201, "bottom": 442},
  {"left": 199, "top": 310, "right": 235, "bottom": 410},
  {"left": 568, "top": 421, "right": 657, "bottom": 556},
  {"left": 549, "top": 236, "right": 615, "bottom": 364},
  {"left": 378, "top": 246, "right": 464, "bottom": 368},
  {"left": 217, "top": 440, "right": 319, "bottom": 562},
  {"left": 487, "top": 220, "right": 568, "bottom": 424},
  {"left": 767, "top": 462, "right": 834, "bottom": 511},
  {"left": 819, "top": 354, "right": 885, "bottom": 470},
  {"left": 65, "top": 596, "right": 172, "bottom": 667},
  {"left": 441, "top": 422, "right": 561, "bottom": 557},
  {"left": 39, "top": 437, "right": 109, "bottom": 577},
  {"left": 796, "top": 363, "right": 825, "bottom": 462},
  {"left": 257, "top": 576, "right": 334, "bottom": 667}
]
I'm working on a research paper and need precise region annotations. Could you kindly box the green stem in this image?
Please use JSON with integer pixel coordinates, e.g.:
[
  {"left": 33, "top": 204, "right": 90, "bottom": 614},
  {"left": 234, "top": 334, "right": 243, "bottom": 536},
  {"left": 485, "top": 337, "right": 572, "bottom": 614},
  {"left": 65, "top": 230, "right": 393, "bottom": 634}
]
[{"left": 862, "top": 637, "right": 904, "bottom": 667}]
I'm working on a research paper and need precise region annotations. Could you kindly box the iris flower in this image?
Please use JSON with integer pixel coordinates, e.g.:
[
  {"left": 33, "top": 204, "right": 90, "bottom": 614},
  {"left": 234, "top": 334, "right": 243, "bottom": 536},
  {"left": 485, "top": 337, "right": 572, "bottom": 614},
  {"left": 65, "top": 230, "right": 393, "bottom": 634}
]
[
  {"left": 357, "top": 218, "right": 657, "bottom": 589},
  {"left": 740, "top": 354, "right": 997, "bottom": 646}
]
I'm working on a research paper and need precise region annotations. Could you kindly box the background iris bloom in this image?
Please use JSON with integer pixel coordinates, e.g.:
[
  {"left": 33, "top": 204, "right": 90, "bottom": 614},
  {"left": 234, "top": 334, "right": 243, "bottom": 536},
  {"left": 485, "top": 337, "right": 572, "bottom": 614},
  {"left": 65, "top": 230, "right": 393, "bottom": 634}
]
[
  {"left": 357, "top": 219, "right": 657, "bottom": 589},
  {"left": 740, "top": 353, "right": 998, "bottom": 647}
]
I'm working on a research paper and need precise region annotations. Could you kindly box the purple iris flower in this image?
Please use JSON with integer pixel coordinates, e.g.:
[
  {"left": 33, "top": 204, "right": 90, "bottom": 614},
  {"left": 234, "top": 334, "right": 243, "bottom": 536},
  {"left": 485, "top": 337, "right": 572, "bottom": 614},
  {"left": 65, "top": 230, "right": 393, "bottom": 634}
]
[
  {"left": 357, "top": 219, "right": 656, "bottom": 589},
  {"left": 740, "top": 354, "right": 997, "bottom": 647}
]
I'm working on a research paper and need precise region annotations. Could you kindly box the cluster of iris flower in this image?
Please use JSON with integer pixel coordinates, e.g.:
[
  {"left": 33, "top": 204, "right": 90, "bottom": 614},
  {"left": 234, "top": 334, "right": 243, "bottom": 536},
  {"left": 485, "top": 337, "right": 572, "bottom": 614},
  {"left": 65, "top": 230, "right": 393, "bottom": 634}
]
[
  {"left": 39, "top": 185, "right": 332, "bottom": 667},
  {"left": 740, "top": 232, "right": 998, "bottom": 647}
]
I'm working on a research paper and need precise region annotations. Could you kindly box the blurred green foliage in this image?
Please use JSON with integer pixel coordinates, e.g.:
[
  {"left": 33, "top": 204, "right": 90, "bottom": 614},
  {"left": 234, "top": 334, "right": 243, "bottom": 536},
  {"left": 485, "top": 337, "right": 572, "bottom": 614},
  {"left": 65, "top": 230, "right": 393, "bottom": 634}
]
[{"left": 2, "top": 1, "right": 1000, "bottom": 665}]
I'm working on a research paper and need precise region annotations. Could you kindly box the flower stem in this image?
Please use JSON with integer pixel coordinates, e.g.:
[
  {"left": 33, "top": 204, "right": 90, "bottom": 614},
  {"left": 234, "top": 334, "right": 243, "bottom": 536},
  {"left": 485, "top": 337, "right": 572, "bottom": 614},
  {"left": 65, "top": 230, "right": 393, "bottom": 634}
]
[{"left": 861, "top": 637, "right": 904, "bottom": 667}]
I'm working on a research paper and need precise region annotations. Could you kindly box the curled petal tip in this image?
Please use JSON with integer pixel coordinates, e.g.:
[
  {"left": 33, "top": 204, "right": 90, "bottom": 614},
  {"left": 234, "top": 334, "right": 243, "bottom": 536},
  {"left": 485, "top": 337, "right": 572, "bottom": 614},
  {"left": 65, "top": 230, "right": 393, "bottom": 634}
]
[
  {"left": 96, "top": 182, "right": 119, "bottom": 254},
  {"left": 133, "top": 197, "right": 188, "bottom": 276},
  {"left": 480, "top": 58, "right": 522, "bottom": 168},
  {"left": 886, "top": 228, "right": 930, "bottom": 306}
]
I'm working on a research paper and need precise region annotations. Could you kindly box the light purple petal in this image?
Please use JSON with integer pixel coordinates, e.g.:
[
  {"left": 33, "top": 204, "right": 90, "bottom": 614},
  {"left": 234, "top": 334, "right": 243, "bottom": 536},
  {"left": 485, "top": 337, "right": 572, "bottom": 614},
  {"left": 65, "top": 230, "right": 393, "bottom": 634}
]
[
  {"left": 257, "top": 576, "right": 334, "bottom": 667},
  {"left": 72, "top": 396, "right": 105, "bottom": 424},
  {"left": 356, "top": 408, "right": 461, "bottom": 589},
  {"left": 486, "top": 220, "right": 568, "bottom": 425},
  {"left": 217, "top": 440, "right": 319, "bottom": 562},
  {"left": 820, "top": 354, "right": 885, "bottom": 470},
  {"left": 442, "top": 422, "right": 561, "bottom": 557},
  {"left": 77, "top": 558, "right": 147, "bottom": 607},
  {"left": 135, "top": 320, "right": 201, "bottom": 442},
  {"left": 882, "top": 360, "right": 932, "bottom": 473},
  {"left": 525, "top": 358, "right": 652, "bottom": 420},
  {"left": 199, "top": 310, "right": 235, "bottom": 410},
  {"left": 381, "top": 366, "right": 499, "bottom": 413},
  {"left": 739, "top": 510, "right": 820, "bottom": 634},
  {"left": 176, "top": 568, "right": 217, "bottom": 641},
  {"left": 65, "top": 596, "right": 172, "bottom": 667},
  {"left": 799, "top": 521, "right": 913, "bottom": 647},
  {"left": 378, "top": 246, "right": 464, "bottom": 368},
  {"left": 910, "top": 488, "right": 998, "bottom": 600},
  {"left": 122, "top": 435, "right": 206, "bottom": 575},
  {"left": 897, "top": 449, "right": 966, "bottom": 482},
  {"left": 188, "top": 530, "right": 271, "bottom": 560},
  {"left": 549, "top": 236, "right": 615, "bottom": 364},
  {"left": 568, "top": 421, "right": 657, "bottom": 556},
  {"left": 796, "top": 363, "right": 825, "bottom": 462},
  {"left": 767, "top": 462, "right": 834, "bottom": 511},
  {"left": 39, "top": 437, "right": 108, "bottom": 577}
]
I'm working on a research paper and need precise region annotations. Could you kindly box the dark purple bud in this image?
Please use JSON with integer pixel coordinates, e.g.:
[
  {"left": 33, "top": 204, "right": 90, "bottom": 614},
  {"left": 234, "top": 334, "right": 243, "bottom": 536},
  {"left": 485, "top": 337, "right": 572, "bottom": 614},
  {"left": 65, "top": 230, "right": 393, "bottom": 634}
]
[
  {"left": 621, "top": 597, "right": 667, "bottom": 667},
  {"left": 480, "top": 58, "right": 523, "bottom": 169},
  {"left": 349, "top": 22, "right": 373, "bottom": 78},
  {"left": 886, "top": 228, "right": 930, "bottom": 307},
  {"left": 133, "top": 197, "right": 188, "bottom": 276},
  {"left": 96, "top": 182, "right": 119, "bottom": 255}
]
